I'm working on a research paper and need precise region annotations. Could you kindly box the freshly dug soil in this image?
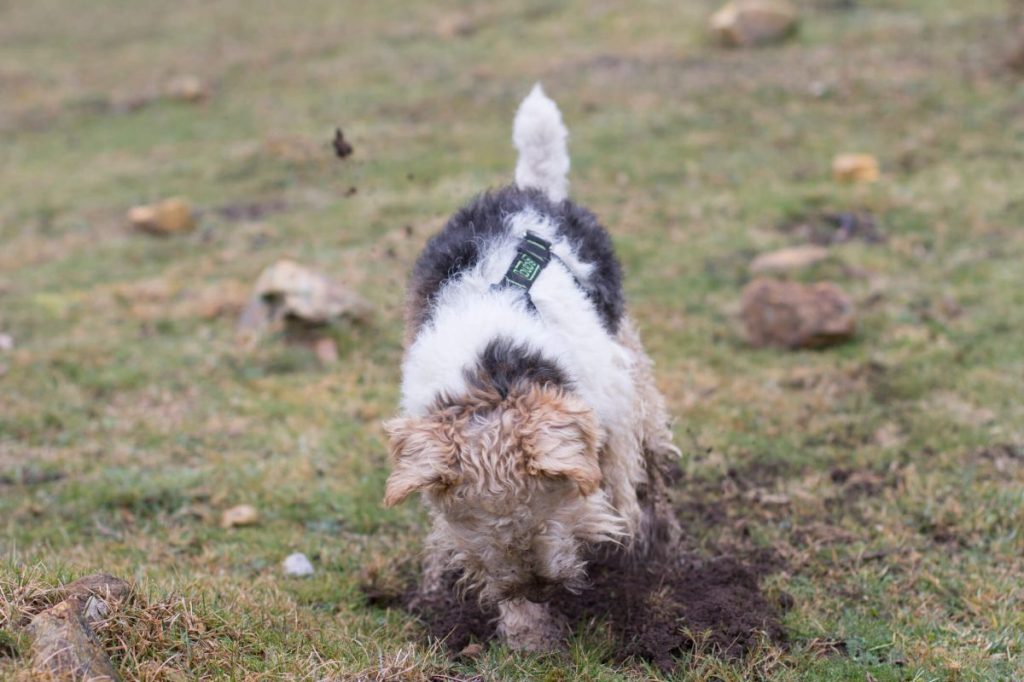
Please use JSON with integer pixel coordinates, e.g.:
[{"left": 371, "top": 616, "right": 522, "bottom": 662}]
[
  {"left": 363, "top": 546, "right": 786, "bottom": 670},
  {"left": 553, "top": 549, "right": 786, "bottom": 670}
]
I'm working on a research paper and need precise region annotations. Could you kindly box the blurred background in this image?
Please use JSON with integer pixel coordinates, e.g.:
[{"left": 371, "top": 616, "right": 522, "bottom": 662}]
[{"left": 2, "top": 1, "right": 1023, "bottom": 679}]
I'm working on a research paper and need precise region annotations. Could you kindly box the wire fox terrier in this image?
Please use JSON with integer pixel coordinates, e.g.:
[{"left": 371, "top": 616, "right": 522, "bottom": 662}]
[{"left": 384, "top": 85, "right": 680, "bottom": 651}]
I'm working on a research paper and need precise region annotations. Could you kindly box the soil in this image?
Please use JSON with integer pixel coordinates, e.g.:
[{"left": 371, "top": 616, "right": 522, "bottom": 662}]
[
  {"left": 360, "top": 456, "right": 818, "bottom": 669},
  {"left": 779, "top": 211, "right": 884, "bottom": 246},
  {"left": 551, "top": 548, "right": 786, "bottom": 670},
  {"left": 364, "top": 544, "right": 786, "bottom": 671},
  {"left": 214, "top": 198, "right": 288, "bottom": 222}
]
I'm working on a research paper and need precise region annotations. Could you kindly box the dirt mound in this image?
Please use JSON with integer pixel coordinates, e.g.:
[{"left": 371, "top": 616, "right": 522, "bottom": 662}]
[
  {"left": 553, "top": 549, "right": 786, "bottom": 669},
  {"left": 363, "top": 547, "right": 786, "bottom": 671}
]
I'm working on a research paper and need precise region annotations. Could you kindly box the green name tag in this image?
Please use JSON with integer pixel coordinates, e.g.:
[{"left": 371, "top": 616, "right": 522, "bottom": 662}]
[{"left": 512, "top": 255, "right": 541, "bottom": 281}]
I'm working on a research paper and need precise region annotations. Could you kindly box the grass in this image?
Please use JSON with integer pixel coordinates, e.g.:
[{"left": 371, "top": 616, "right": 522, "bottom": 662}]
[{"left": 2, "top": 0, "right": 1023, "bottom": 679}]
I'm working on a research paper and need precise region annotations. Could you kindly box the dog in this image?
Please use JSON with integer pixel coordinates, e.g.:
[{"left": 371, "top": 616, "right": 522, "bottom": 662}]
[{"left": 383, "top": 84, "right": 680, "bottom": 651}]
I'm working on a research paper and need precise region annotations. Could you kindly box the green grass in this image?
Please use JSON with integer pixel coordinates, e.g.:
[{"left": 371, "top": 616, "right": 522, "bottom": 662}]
[{"left": 2, "top": 0, "right": 1024, "bottom": 679}]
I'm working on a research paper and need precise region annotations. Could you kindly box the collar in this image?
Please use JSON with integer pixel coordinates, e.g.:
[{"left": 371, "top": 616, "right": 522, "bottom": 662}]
[{"left": 495, "top": 231, "right": 552, "bottom": 297}]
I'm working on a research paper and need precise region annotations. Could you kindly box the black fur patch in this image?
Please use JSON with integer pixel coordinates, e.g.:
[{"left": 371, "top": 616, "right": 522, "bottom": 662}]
[
  {"left": 407, "top": 186, "right": 624, "bottom": 335},
  {"left": 467, "top": 337, "right": 571, "bottom": 400}
]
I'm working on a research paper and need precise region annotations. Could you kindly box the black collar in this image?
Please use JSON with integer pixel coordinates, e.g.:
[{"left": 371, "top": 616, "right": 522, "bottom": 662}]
[{"left": 496, "top": 231, "right": 552, "bottom": 294}]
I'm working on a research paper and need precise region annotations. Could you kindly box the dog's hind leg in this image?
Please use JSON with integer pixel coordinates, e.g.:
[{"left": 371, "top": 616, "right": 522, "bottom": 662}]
[
  {"left": 408, "top": 523, "right": 452, "bottom": 611},
  {"left": 617, "top": 316, "right": 682, "bottom": 549}
]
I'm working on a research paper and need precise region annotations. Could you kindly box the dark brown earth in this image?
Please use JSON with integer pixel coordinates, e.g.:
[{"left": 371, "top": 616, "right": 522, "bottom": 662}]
[
  {"left": 332, "top": 128, "right": 353, "bottom": 158},
  {"left": 779, "top": 210, "right": 884, "bottom": 245},
  {"left": 213, "top": 198, "right": 288, "bottom": 222},
  {"left": 364, "top": 544, "right": 786, "bottom": 672}
]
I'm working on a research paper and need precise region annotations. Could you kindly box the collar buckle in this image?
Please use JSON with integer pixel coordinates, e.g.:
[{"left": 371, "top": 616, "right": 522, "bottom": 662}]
[{"left": 499, "top": 231, "right": 552, "bottom": 291}]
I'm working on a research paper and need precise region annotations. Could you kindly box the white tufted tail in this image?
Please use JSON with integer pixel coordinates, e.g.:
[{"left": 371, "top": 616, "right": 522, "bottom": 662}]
[{"left": 513, "top": 83, "right": 570, "bottom": 202}]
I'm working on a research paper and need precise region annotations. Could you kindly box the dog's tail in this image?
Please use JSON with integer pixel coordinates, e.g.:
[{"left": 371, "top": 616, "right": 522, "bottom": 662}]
[{"left": 513, "top": 83, "right": 570, "bottom": 202}]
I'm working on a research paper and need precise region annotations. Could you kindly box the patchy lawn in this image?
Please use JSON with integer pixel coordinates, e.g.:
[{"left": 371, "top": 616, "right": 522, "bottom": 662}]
[{"left": 2, "top": 0, "right": 1023, "bottom": 679}]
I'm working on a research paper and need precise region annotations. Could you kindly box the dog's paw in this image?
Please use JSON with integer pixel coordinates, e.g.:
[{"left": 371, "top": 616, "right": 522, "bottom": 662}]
[{"left": 497, "top": 598, "right": 567, "bottom": 652}]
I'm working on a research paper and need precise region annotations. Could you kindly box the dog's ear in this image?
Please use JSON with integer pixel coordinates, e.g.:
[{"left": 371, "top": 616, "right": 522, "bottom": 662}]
[
  {"left": 382, "top": 416, "right": 456, "bottom": 507},
  {"left": 522, "top": 388, "right": 602, "bottom": 496}
]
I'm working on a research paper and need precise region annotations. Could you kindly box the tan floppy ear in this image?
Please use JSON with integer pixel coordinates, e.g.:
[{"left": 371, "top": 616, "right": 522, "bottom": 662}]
[
  {"left": 382, "top": 416, "right": 455, "bottom": 507},
  {"left": 523, "top": 389, "right": 602, "bottom": 496}
]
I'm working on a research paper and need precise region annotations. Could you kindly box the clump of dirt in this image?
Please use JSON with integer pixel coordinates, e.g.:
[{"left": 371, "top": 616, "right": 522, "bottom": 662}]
[
  {"left": 332, "top": 128, "right": 353, "bottom": 158},
  {"left": 363, "top": 546, "right": 787, "bottom": 671},
  {"left": 779, "top": 211, "right": 883, "bottom": 246},
  {"left": 214, "top": 198, "right": 287, "bottom": 222},
  {"left": 362, "top": 569, "right": 497, "bottom": 652}
]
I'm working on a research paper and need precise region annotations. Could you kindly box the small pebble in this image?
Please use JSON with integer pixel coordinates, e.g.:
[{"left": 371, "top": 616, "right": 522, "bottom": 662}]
[
  {"left": 282, "top": 552, "right": 315, "bottom": 577},
  {"left": 220, "top": 504, "right": 260, "bottom": 528}
]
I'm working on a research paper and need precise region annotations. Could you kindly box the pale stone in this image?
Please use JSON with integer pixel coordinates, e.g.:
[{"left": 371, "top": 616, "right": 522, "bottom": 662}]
[
  {"left": 128, "top": 198, "right": 196, "bottom": 236},
  {"left": 832, "top": 154, "right": 880, "bottom": 183},
  {"left": 749, "top": 245, "right": 830, "bottom": 274},
  {"left": 711, "top": 0, "right": 799, "bottom": 48},
  {"left": 282, "top": 552, "right": 315, "bottom": 577},
  {"left": 220, "top": 504, "right": 260, "bottom": 528}
]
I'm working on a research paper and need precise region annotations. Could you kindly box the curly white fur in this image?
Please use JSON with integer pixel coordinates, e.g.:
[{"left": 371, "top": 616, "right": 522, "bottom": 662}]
[{"left": 513, "top": 83, "right": 570, "bottom": 202}]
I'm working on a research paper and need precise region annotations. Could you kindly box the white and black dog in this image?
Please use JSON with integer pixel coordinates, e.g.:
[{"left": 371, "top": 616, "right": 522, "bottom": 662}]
[{"left": 384, "top": 85, "right": 679, "bottom": 650}]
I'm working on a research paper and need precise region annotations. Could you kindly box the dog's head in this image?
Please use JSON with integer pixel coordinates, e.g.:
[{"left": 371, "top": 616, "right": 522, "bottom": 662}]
[{"left": 383, "top": 384, "right": 624, "bottom": 603}]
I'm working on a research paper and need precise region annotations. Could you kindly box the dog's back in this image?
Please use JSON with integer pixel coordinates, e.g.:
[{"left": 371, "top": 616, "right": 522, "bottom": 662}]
[{"left": 398, "top": 87, "right": 636, "bottom": 430}]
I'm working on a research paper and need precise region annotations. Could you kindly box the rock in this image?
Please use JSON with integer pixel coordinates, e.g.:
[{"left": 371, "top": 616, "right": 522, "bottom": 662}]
[
  {"left": 710, "top": 0, "right": 799, "bottom": 47},
  {"left": 220, "top": 504, "right": 260, "bottom": 528},
  {"left": 128, "top": 198, "right": 196, "bottom": 236},
  {"left": 282, "top": 552, "right": 315, "bottom": 577},
  {"left": 164, "top": 75, "right": 209, "bottom": 103},
  {"left": 0, "top": 333, "right": 12, "bottom": 351},
  {"left": 236, "top": 259, "right": 372, "bottom": 348},
  {"left": 749, "top": 245, "right": 829, "bottom": 274},
  {"left": 741, "top": 278, "right": 856, "bottom": 349},
  {"left": 30, "top": 601, "right": 120, "bottom": 681},
  {"left": 62, "top": 574, "right": 132, "bottom": 612},
  {"left": 832, "top": 154, "right": 879, "bottom": 183},
  {"left": 28, "top": 574, "right": 131, "bottom": 682}
]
